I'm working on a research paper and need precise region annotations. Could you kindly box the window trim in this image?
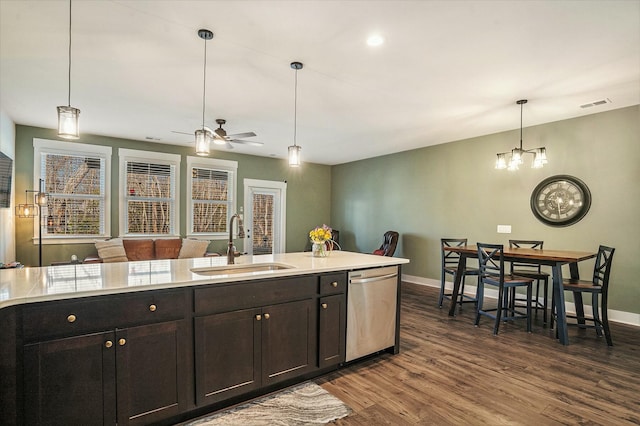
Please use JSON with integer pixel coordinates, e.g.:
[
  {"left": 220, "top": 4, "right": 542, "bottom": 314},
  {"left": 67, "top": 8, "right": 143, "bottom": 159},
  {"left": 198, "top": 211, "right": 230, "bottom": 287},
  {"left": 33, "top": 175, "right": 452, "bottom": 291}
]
[
  {"left": 33, "top": 138, "right": 112, "bottom": 244},
  {"left": 118, "top": 148, "right": 181, "bottom": 238},
  {"left": 186, "top": 156, "right": 238, "bottom": 240}
]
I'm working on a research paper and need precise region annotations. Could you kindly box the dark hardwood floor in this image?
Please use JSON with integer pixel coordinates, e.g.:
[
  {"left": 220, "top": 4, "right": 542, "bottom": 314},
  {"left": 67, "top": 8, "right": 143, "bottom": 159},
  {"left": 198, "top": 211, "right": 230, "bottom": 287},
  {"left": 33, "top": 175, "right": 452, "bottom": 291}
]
[{"left": 317, "top": 282, "right": 640, "bottom": 425}]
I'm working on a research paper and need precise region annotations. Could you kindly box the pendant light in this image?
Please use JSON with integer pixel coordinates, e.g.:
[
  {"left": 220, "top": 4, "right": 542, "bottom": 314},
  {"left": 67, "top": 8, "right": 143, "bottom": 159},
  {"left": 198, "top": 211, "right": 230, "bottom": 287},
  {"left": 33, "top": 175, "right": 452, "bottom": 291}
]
[
  {"left": 288, "top": 62, "right": 303, "bottom": 167},
  {"left": 57, "top": 0, "right": 80, "bottom": 139},
  {"left": 195, "top": 29, "right": 214, "bottom": 156},
  {"left": 495, "top": 99, "right": 548, "bottom": 170}
]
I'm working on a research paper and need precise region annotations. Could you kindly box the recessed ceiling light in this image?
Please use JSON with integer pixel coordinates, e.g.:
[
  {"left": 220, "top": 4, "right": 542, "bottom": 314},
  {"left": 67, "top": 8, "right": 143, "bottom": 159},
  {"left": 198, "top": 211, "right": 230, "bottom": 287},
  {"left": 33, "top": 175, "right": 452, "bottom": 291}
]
[{"left": 367, "top": 34, "right": 384, "bottom": 47}]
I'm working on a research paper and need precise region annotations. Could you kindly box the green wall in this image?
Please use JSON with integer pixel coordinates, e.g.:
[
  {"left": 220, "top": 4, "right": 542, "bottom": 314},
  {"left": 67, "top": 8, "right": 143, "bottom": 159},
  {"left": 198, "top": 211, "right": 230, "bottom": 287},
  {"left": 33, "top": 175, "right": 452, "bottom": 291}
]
[
  {"left": 14, "top": 125, "right": 332, "bottom": 266},
  {"left": 331, "top": 106, "right": 640, "bottom": 315}
]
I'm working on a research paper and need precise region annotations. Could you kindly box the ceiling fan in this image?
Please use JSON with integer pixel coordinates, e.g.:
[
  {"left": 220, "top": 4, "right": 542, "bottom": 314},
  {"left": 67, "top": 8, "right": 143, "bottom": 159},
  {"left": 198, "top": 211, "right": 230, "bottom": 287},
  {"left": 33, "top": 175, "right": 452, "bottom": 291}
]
[{"left": 173, "top": 119, "right": 263, "bottom": 149}]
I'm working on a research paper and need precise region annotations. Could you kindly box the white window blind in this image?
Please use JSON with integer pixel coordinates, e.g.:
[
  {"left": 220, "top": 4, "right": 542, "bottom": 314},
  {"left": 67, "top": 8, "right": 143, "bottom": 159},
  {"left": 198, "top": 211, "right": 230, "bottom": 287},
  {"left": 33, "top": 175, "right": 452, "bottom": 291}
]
[
  {"left": 120, "top": 149, "right": 180, "bottom": 237},
  {"left": 34, "top": 139, "right": 111, "bottom": 241},
  {"left": 187, "top": 157, "right": 237, "bottom": 238}
]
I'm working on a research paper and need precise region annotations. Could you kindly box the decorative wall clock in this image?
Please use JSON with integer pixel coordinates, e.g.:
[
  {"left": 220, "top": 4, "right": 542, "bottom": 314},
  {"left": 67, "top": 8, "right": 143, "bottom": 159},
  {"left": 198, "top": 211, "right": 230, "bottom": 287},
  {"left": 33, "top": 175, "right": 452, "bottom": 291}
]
[{"left": 530, "top": 175, "right": 591, "bottom": 227}]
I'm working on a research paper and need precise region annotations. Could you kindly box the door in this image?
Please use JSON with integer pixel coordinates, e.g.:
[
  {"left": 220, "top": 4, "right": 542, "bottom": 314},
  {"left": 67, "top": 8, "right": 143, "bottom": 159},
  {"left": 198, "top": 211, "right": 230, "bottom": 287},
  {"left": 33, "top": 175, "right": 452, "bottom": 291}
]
[
  {"left": 261, "top": 299, "right": 317, "bottom": 386},
  {"left": 244, "top": 179, "right": 287, "bottom": 255},
  {"left": 318, "top": 294, "right": 346, "bottom": 368},
  {"left": 23, "top": 331, "right": 117, "bottom": 426},
  {"left": 194, "top": 308, "right": 262, "bottom": 405},
  {"left": 116, "top": 320, "right": 188, "bottom": 425}
]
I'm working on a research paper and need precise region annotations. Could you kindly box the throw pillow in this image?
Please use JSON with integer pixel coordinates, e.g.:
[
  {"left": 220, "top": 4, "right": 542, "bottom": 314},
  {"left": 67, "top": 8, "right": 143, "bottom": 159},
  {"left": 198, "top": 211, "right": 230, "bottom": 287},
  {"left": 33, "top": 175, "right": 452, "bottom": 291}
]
[
  {"left": 178, "top": 239, "right": 210, "bottom": 259},
  {"left": 95, "top": 238, "right": 128, "bottom": 263},
  {"left": 155, "top": 238, "right": 182, "bottom": 259}
]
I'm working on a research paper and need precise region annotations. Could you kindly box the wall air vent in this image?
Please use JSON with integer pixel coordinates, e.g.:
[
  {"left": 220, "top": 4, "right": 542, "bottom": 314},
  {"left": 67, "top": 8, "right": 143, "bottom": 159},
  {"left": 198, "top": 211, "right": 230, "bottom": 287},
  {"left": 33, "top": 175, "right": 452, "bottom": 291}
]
[{"left": 580, "top": 98, "right": 611, "bottom": 109}]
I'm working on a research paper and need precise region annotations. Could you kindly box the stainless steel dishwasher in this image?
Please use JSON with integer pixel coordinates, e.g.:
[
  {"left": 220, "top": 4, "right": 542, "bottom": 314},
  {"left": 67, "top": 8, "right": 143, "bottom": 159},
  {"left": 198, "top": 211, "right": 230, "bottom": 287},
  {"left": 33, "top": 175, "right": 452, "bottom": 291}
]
[{"left": 346, "top": 265, "right": 399, "bottom": 362}]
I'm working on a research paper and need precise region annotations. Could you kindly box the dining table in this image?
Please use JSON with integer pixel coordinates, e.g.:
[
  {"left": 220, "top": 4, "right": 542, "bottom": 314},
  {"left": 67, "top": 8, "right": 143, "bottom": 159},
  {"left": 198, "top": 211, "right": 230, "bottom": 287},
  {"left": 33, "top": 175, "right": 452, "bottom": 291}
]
[{"left": 443, "top": 245, "right": 597, "bottom": 345}]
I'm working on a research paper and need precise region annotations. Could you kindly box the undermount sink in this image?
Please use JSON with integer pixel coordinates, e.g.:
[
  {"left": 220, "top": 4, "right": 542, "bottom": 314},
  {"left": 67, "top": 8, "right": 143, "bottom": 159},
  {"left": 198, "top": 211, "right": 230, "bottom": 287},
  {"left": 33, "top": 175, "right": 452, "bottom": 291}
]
[{"left": 190, "top": 263, "right": 295, "bottom": 276}]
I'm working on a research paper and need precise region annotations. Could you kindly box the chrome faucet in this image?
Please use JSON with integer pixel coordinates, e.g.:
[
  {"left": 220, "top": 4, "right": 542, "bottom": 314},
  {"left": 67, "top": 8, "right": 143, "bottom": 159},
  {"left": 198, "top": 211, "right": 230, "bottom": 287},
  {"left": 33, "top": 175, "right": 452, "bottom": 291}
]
[{"left": 227, "top": 213, "right": 245, "bottom": 264}]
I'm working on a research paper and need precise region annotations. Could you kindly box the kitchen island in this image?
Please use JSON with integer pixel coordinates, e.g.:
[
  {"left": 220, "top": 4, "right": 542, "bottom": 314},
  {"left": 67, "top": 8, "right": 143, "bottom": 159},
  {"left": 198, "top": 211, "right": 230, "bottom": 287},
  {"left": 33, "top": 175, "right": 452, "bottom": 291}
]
[{"left": 0, "top": 251, "right": 408, "bottom": 425}]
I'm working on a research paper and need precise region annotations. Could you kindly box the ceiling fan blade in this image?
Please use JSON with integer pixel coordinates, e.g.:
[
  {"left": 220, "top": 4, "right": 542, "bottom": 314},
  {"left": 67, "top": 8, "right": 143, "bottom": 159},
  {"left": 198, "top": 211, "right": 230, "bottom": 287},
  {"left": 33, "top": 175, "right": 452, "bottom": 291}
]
[
  {"left": 225, "top": 142, "right": 234, "bottom": 150},
  {"left": 228, "top": 139, "right": 264, "bottom": 147},
  {"left": 226, "top": 132, "right": 256, "bottom": 139},
  {"left": 171, "top": 130, "right": 193, "bottom": 136}
]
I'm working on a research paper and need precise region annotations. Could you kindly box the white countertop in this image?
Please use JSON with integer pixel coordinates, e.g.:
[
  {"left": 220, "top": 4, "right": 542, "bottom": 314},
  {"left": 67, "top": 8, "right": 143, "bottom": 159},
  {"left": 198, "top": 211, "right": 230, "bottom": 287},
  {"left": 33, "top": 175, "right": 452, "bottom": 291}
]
[{"left": 0, "top": 251, "right": 409, "bottom": 309}]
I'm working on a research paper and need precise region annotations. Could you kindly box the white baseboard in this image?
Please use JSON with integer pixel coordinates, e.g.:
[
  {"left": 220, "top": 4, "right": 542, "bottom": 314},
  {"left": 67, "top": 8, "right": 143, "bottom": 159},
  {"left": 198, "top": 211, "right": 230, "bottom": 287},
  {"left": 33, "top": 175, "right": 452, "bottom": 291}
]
[{"left": 402, "top": 274, "right": 640, "bottom": 328}]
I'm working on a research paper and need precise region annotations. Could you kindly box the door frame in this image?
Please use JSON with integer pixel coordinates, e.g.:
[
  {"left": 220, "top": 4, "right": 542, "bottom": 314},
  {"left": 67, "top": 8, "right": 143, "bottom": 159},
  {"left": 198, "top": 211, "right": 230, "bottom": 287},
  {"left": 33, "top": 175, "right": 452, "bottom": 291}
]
[{"left": 243, "top": 179, "right": 287, "bottom": 255}]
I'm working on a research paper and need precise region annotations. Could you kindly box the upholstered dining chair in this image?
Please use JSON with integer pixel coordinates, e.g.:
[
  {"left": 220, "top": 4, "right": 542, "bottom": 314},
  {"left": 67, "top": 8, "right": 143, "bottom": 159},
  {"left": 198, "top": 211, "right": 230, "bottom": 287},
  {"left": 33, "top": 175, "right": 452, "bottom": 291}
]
[
  {"left": 373, "top": 231, "right": 399, "bottom": 257},
  {"left": 439, "top": 238, "right": 479, "bottom": 309},
  {"left": 551, "top": 245, "right": 615, "bottom": 346},
  {"left": 508, "top": 240, "right": 551, "bottom": 325},
  {"left": 475, "top": 243, "right": 534, "bottom": 335}
]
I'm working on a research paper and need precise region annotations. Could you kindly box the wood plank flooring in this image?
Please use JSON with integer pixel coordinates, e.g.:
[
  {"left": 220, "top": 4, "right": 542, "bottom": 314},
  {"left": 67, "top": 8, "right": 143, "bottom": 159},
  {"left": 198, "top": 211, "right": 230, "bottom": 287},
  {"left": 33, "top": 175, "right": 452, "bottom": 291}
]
[{"left": 317, "top": 282, "right": 640, "bottom": 425}]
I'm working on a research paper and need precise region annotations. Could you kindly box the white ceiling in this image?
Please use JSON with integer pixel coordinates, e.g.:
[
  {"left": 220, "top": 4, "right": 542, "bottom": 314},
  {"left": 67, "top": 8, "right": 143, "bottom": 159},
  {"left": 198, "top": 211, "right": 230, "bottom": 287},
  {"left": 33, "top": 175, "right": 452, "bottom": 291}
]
[{"left": 1, "top": 0, "right": 639, "bottom": 165}]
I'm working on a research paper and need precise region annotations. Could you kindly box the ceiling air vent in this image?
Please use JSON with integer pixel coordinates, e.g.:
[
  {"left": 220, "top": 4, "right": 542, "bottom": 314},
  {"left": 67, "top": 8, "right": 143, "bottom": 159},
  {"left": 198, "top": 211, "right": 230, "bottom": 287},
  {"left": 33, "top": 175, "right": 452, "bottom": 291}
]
[{"left": 580, "top": 98, "right": 611, "bottom": 109}]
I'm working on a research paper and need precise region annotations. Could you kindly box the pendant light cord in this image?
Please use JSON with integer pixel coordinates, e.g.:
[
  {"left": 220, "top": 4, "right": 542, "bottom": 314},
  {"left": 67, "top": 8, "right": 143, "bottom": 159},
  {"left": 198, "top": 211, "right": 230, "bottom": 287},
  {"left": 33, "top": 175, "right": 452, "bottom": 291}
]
[
  {"left": 519, "top": 100, "right": 523, "bottom": 150},
  {"left": 293, "top": 68, "right": 298, "bottom": 147},
  {"left": 67, "top": 0, "right": 72, "bottom": 107},
  {"left": 202, "top": 36, "right": 207, "bottom": 129}
]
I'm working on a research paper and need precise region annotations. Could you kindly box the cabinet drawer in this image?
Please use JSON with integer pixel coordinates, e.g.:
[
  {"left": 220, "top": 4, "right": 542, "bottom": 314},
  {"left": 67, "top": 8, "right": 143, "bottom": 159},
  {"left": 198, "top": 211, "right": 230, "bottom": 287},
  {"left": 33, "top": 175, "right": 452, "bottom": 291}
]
[
  {"left": 195, "top": 276, "right": 316, "bottom": 315},
  {"left": 23, "top": 289, "right": 187, "bottom": 342},
  {"left": 319, "top": 273, "right": 346, "bottom": 295}
]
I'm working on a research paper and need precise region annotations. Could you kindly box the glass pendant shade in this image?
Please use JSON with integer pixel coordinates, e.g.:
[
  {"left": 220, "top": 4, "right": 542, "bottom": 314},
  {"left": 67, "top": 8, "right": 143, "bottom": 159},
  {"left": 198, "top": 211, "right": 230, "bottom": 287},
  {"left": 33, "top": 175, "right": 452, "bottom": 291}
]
[
  {"left": 495, "top": 153, "right": 507, "bottom": 169},
  {"left": 57, "top": 105, "right": 80, "bottom": 139},
  {"left": 532, "top": 147, "right": 548, "bottom": 168},
  {"left": 35, "top": 192, "right": 48, "bottom": 206},
  {"left": 288, "top": 145, "right": 301, "bottom": 167},
  {"left": 16, "top": 203, "right": 38, "bottom": 218},
  {"left": 195, "top": 128, "right": 213, "bottom": 156}
]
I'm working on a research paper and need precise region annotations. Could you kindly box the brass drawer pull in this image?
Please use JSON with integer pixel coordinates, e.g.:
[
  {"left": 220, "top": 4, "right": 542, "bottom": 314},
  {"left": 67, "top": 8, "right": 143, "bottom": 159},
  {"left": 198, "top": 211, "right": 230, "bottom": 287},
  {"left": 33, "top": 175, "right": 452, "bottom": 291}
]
[
  {"left": 264, "top": 313, "right": 270, "bottom": 320},
  {"left": 149, "top": 304, "right": 157, "bottom": 312},
  {"left": 105, "top": 340, "right": 113, "bottom": 348},
  {"left": 331, "top": 282, "right": 338, "bottom": 288},
  {"left": 118, "top": 338, "right": 126, "bottom": 346},
  {"left": 256, "top": 314, "right": 262, "bottom": 321},
  {"left": 67, "top": 314, "right": 76, "bottom": 323},
  {"left": 321, "top": 303, "right": 328, "bottom": 309}
]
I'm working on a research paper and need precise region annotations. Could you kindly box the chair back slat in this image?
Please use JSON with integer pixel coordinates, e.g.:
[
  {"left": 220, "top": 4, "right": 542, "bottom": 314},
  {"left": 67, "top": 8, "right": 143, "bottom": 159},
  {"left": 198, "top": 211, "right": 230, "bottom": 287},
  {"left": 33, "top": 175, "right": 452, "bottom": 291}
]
[
  {"left": 477, "top": 243, "right": 504, "bottom": 283},
  {"left": 592, "top": 245, "right": 615, "bottom": 289},
  {"left": 509, "top": 239, "right": 544, "bottom": 273},
  {"left": 441, "top": 238, "right": 467, "bottom": 269}
]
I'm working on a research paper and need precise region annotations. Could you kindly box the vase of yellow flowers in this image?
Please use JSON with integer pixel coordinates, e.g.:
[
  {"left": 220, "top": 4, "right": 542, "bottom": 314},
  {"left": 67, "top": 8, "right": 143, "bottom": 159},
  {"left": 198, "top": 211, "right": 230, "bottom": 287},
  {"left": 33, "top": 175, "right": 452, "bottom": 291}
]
[{"left": 309, "top": 224, "right": 332, "bottom": 257}]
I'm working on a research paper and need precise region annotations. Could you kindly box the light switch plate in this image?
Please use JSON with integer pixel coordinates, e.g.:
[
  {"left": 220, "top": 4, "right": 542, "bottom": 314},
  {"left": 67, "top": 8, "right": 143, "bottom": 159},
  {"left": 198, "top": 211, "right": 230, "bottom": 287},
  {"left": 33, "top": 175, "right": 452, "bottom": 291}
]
[{"left": 497, "top": 225, "right": 512, "bottom": 233}]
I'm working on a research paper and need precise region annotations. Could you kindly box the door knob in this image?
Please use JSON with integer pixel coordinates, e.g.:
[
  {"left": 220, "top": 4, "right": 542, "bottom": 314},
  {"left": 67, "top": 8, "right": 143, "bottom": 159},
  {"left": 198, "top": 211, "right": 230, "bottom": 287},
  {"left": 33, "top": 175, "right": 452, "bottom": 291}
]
[
  {"left": 67, "top": 314, "right": 77, "bottom": 323},
  {"left": 149, "top": 304, "right": 157, "bottom": 312},
  {"left": 256, "top": 314, "right": 262, "bottom": 321},
  {"left": 321, "top": 303, "right": 328, "bottom": 309},
  {"left": 118, "top": 338, "right": 126, "bottom": 346},
  {"left": 264, "top": 313, "right": 270, "bottom": 320},
  {"left": 105, "top": 340, "right": 113, "bottom": 348}
]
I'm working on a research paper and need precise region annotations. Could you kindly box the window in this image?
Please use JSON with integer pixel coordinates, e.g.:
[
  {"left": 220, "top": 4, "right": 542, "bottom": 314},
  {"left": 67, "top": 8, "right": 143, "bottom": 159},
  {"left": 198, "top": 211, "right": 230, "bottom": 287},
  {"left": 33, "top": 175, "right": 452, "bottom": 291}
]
[
  {"left": 119, "top": 149, "right": 180, "bottom": 237},
  {"left": 187, "top": 156, "right": 237, "bottom": 239},
  {"left": 34, "top": 139, "right": 111, "bottom": 242}
]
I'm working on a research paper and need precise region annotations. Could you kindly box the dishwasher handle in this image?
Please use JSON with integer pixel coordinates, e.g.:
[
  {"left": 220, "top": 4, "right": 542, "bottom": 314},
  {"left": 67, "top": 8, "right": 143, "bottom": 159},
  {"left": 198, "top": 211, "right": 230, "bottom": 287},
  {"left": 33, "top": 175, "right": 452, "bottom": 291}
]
[{"left": 349, "top": 272, "right": 398, "bottom": 284}]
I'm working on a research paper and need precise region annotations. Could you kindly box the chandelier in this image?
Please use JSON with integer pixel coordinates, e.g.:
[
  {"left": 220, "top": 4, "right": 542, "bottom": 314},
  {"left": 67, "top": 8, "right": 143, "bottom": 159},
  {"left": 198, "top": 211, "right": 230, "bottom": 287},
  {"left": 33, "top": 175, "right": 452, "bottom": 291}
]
[{"left": 495, "top": 99, "right": 547, "bottom": 170}]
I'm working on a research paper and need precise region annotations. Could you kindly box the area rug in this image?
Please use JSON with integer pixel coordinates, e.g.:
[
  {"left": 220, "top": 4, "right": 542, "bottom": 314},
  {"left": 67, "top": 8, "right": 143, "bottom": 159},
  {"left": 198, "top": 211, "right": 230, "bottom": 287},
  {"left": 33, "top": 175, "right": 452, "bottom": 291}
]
[{"left": 184, "top": 382, "right": 352, "bottom": 425}]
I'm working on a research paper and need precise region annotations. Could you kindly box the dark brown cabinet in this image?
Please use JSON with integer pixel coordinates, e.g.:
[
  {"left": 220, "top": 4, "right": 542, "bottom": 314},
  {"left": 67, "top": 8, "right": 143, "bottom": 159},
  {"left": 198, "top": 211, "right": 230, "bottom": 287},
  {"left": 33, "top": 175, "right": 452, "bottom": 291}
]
[
  {"left": 318, "top": 273, "right": 347, "bottom": 368},
  {"left": 194, "top": 277, "right": 318, "bottom": 406},
  {"left": 21, "top": 290, "right": 189, "bottom": 426}
]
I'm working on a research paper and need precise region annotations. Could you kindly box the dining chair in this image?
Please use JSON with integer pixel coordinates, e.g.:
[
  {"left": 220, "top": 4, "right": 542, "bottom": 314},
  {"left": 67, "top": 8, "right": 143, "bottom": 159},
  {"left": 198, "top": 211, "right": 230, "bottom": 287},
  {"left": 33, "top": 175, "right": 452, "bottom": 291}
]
[
  {"left": 372, "top": 231, "right": 399, "bottom": 256},
  {"left": 551, "top": 245, "right": 615, "bottom": 346},
  {"left": 508, "top": 240, "right": 551, "bottom": 325},
  {"left": 439, "top": 238, "right": 479, "bottom": 309},
  {"left": 475, "top": 243, "right": 534, "bottom": 335}
]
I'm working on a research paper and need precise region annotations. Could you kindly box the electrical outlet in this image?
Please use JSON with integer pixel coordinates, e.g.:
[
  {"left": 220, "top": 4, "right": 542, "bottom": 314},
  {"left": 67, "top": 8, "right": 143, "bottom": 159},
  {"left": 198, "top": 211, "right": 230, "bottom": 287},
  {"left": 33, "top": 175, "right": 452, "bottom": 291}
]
[{"left": 497, "top": 225, "right": 512, "bottom": 234}]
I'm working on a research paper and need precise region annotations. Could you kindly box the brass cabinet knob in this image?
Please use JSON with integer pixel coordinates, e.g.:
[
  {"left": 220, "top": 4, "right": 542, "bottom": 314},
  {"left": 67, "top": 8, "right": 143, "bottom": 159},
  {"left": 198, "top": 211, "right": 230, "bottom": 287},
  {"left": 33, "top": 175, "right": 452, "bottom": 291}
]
[
  {"left": 331, "top": 282, "right": 338, "bottom": 287},
  {"left": 105, "top": 340, "right": 113, "bottom": 348},
  {"left": 118, "top": 338, "right": 126, "bottom": 346},
  {"left": 256, "top": 314, "right": 262, "bottom": 321},
  {"left": 149, "top": 304, "right": 157, "bottom": 312},
  {"left": 321, "top": 303, "right": 328, "bottom": 309},
  {"left": 264, "top": 313, "right": 270, "bottom": 320},
  {"left": 67, "top": 314, "right": 76, "bottom": 323}
]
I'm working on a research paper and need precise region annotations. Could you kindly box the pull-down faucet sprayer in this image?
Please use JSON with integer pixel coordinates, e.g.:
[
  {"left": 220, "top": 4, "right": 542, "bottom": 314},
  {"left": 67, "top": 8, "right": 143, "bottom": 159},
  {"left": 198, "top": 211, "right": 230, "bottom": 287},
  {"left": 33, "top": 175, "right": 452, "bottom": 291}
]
[{"left": 227, "top": 213, "right": 245, "bottom": 264}]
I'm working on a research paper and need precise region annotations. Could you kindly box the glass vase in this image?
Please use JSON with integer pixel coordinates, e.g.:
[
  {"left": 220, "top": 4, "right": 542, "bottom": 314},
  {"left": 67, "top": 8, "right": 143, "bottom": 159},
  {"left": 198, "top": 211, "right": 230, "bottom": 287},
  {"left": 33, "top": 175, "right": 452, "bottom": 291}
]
[{"left": 312, "top": 242, "right": 328, "bottom": 257}]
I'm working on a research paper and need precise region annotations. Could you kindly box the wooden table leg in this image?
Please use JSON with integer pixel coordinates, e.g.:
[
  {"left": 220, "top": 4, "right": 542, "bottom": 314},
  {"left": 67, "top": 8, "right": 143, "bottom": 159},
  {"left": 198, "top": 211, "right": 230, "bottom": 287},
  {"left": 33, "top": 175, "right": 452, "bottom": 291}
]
[
  {"left": 552, "top": 263, "right": 569, "bottom": 345},
  {"left": 448, "top": 253, "right": 467, "bottom": 316}
]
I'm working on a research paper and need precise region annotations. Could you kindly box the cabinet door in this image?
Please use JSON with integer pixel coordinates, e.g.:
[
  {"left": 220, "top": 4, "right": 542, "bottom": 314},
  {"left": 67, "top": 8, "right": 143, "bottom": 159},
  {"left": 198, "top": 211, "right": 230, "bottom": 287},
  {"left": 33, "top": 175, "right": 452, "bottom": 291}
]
[
  {"left": 115, "top": 320, "right": 188, "bottom": 426},
  {"left": 318, "top": 294, "right": 346, "bottom": 368},
  {"left": 262, "top": 299, "right": 317, "bottom": 386},
  {"left": 194, "top": 308, "right": 262, "bottom": 406},
  {"left": 23, "top": 331, "right": 117, "bottom": 426}
]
